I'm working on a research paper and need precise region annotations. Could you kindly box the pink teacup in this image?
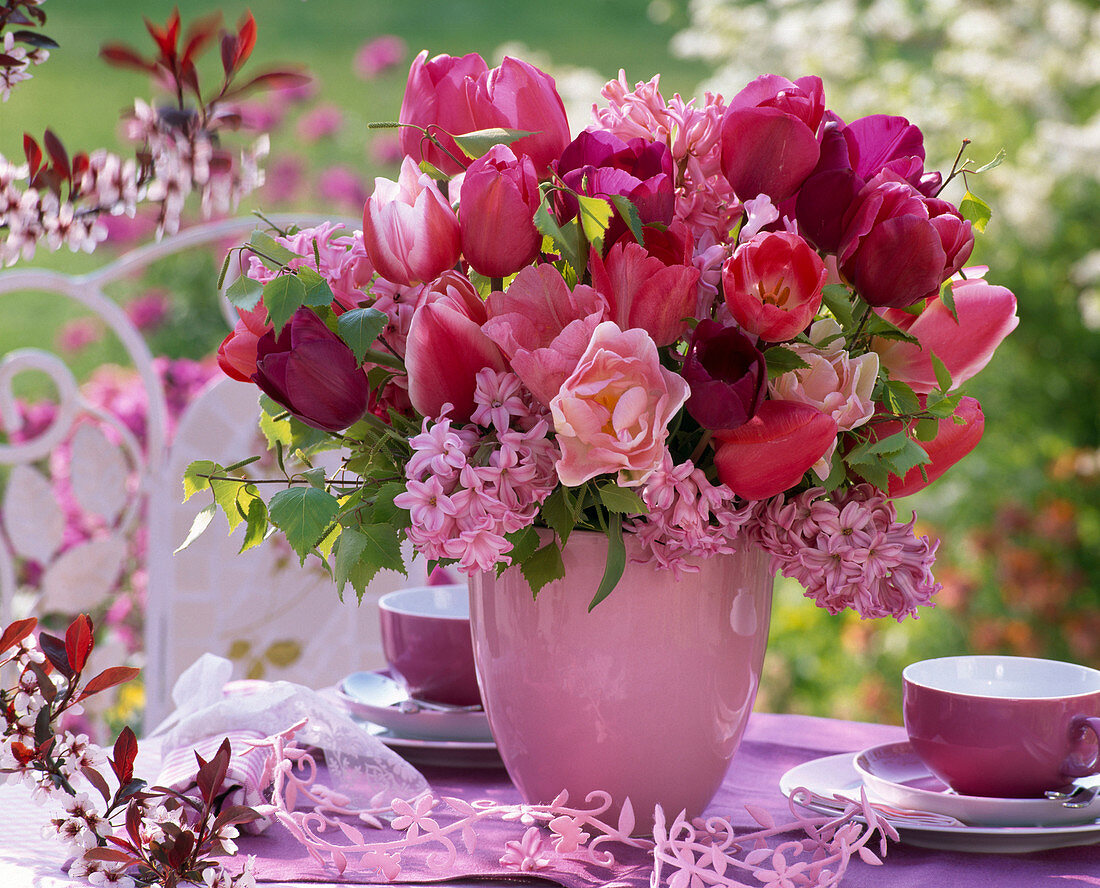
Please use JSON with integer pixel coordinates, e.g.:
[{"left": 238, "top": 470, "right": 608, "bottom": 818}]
[
  {"left": 378, "top": 584, "right": 481, "bottom": 706},
  {"left": 903, "top": 655, "right": 1100, "bottom": 798}
]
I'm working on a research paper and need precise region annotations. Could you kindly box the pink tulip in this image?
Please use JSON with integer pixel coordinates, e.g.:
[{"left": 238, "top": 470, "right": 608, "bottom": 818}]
[
  {"left": 723, "top": 231, "right": 826, "bottom": 342},
  {"left": 720, "top": 75, "right": 824, "bottom": 203},
  {"left": 713, "top": 400, "right": 838, "bottom": 500},
  {"left": 874, "top": 275, "right": 1019, "bottom": 393},
  {"left": 405, "top": 281, "right": 506, "bottom": 422},
  {"left": 459, "top": 144, "right": 542, "bottom": 278},
  {"left": 218, "top": 303, "right": 271, "bottom": 382},
  {"left": 483, "top": 264, "right": 609, "bottom": 407},
  {"left": 420, "top": 269, "right": 489, "bottom": 323},
  {"left": 398, "top": 51, "right": 569, "bottom": 176},
  {"left": 863, "top": 396, "right": 985, "bottom": 497},
  {"left": 550, "top": 322, "right": 690, "bottom": 487},
  {"left": 589, "top": 222, "right": 699, "bottom": 346},
  {"left": 362, "top": 156, "right": 461, "bottom": 286}
]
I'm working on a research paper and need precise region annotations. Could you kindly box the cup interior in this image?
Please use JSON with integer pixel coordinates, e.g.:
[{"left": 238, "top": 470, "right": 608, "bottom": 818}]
[
  {"left": 379, "top": 584, "right": 470, "bottom": 621},
  {"left": 904, "top": 655, "right": 1100, "bottom": 700}
]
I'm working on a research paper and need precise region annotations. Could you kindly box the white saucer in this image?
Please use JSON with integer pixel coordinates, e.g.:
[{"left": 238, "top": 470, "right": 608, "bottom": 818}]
[
  {"left": 780, "top": 752, "right": 1100, "bottom": 853},
  {"left": 854, "top": 741, "right": 1100, "bottom": 827},
  {"left": 333, "top": 671, "right": 494, "bottom": 743},
  {"left": 359, "top": 722, "right": 502, "bottom": 769}
]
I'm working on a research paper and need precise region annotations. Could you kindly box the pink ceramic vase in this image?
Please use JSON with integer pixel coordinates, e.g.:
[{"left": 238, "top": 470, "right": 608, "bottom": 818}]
[{"left": 469, "top": 531, "right": 773, "bottom": 831}]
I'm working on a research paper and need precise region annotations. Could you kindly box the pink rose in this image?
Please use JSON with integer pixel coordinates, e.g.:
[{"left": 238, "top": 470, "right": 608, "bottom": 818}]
[{"left": 550, "top": 322, "right": 690, "bottom": 487}]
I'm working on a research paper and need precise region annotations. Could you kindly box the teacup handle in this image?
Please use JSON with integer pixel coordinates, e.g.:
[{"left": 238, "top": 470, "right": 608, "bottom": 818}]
[{"left": 1063, "top": 716, "right": 1100, "bottom": 779}]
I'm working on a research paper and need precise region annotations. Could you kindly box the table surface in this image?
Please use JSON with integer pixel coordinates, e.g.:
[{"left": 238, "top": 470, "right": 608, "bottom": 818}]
[{"left": 4, "top": 712, "right": 1100, "bottom": 887}]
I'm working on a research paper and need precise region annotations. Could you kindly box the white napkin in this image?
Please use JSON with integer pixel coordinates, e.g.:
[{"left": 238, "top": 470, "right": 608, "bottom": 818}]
[{"left": 149, "top": 654, "right": 429, "bottom": 818}]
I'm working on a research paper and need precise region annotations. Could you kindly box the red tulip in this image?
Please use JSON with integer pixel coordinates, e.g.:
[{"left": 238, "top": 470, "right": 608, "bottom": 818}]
[
  {"left": 459, "top": 144, "right": 542, "bottom": 278},
  {"left": 252, "top": 308, "right": 370, "bottom": 432},
  {"left": 362, "top": 157, "right": 461, "bottom": 287},
  {"left": 722, "top": 231, "right": 826, "bottom": 342},
  {"left": 874, "top": 276, "right": 1018, "bottom": 393},
  {"left": 217, "top": 303, "right": 270, "bottom": 382},
  {"left": 405, "top": 284, "right": 506, "bottom": 422},
  {"left": 713, "top": 400, "right": 838, "bottom": 500},
  {"left": 864, "top": 396, "right": 985, "bottom": 497},
  {"left": 588, "top": 222, "right": 699, "bottom": 346},
  {"left": 682, "top": 320, "right": 767, "bottom": 430},
  {"left": 719, "top": 75, "right": 824, "bottom": 203}
]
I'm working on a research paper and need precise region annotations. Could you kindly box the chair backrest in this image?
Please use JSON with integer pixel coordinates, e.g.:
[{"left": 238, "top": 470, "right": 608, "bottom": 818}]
[{"left": 0, "top": 217, "right": 407, "bottom": 728}]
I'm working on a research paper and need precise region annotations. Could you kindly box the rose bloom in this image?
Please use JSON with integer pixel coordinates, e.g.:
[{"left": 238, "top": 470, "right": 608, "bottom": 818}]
[
  {"left": 770, "top": 318, "right": 878, "bottom": 476},
  {"left": 550, "top": 322, "right": 689, "bottom": 487}
]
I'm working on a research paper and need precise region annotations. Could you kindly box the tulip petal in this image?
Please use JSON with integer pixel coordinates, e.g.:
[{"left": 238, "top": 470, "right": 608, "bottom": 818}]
[
  {"left": 887, "top": 397, "right": 985, "bottom": 497},
  {"left": 713, "top": 400, "right": 838, "bottom": 499},
  {"left": 847, "top": 214, "right": 946, "bottom": 307},
  {"left": 720, "top": 107, "right": 820, "bottom": 203}
]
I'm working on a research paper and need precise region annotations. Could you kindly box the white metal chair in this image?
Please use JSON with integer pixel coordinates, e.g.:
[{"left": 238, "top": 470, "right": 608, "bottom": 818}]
[{"left": 0, "top": 217, "right": 407, "bottom": 728}]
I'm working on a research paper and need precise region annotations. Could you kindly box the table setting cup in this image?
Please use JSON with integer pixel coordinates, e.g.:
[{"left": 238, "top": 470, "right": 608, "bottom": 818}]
[
  {"left": 902, "top": 655, "right": 1100, "bottom": 799},
  {"left": 377, "top": 583, "right": 482, "bottom": 708}
]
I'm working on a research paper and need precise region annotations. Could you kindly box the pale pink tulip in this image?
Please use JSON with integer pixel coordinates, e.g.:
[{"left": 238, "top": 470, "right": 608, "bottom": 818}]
[
  {"left": 874, "top": 275, "right": 1018, "bottom": 393},
  {"left": 589, "top": 223, "right": 700, "bottom": 346},
  {"left": 362, "top": 156, "right": 461, "bottom": 286},
  {"left": 483, "top": 264, "right": 609, "bottom": 407},
  {"left": 550, "top": 322, "right": 689, "bottom": 487},
  {"left": 713, "top": 400, "right": 838, "bottom": 500}
]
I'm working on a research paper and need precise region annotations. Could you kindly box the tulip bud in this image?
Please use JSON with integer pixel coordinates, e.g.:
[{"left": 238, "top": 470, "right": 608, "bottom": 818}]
[
  {"left": 362, "top": 156, "right": 461, "bottom": 287},
  {"left": 723, "top": 231, "right": 826, "bottom": 342},
  {"left": 682, "top": 320, "right": 767, "bottom": 430},
  {"left": 218, "top": 303, "right": 270, "bottom": 382},
  {"left": 252, "top": 308, "right": 370, "bottom": 432},
  {"left": 459, "top": 145, "right": 542, "bottom": 278},
  {"left": 713, "top": 400, "right": 838, "bottom": 500}
]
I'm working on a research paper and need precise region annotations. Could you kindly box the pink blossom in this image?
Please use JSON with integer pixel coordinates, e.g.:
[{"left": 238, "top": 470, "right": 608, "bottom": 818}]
[
  {"left": 263, "top": 157, "right": 305, "bottom": 204},
  {"left": 318, "top": 166, "right": 368, "bottom": 209},
  {"left": 550, "top": 322, "right": 690, "bottom": 487},
  {"left": 394, "top": 475, "right": 459, "bottom": 534},
  {"left": 354, "top": 36, "right": 407, "bottom": 79},
  {"left": 296, "top": 104, "right": 344, "bottom": 142},
  {"left": 56, "top": 318, "right": 104, "bottom": 353},
  {"left": 124, "top": 291, "right": 170, "bottom": 332},
  {"left": 368, "top": 134, "right": 403, "bottom": 166}
]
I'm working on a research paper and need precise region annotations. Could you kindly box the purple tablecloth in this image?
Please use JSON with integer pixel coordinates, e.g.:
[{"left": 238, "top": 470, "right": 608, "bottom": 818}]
[{"left": 231, "top": 712, "right": 1100, "bottom": 887}]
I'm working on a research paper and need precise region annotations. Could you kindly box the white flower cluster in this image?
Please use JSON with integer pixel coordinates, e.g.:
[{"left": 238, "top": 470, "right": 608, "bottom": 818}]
[
  {"left": 0, "top": 30, "right": 49, "bottom": 101},
  {"left": 672, "top": 0, "right": 1100, "bottom": 244}
]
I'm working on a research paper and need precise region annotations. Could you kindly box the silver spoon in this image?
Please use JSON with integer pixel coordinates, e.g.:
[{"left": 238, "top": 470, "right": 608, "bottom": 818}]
[
  {"left": 1044, "top": 785, "right": 1100, "bottom": 808},
  {"left": 345, "top": 670, "right": 483, "bottom": 714}
]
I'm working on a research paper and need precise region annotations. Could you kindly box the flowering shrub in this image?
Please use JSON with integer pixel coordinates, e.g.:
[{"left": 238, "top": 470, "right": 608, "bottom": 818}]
[{"left": 188, "top": 53, "right": 1018, "bottom": 620}]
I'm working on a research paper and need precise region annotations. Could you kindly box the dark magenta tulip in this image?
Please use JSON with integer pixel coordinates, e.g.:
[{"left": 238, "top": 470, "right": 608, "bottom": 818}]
[
  {"left": 713, "top": 400, "right": 838, "bottom": 500},
  {"left": 459, "top": 144, "right": 542, "bottom": 278},
  {"left": 252, "top": 308, "right": 370, "bottom": 432},
  {"left": 719, "top": 75, "right": 825, "bottom": 203},
  {"left": 682, "top": 320, "right": 767, "bottom": 430}
]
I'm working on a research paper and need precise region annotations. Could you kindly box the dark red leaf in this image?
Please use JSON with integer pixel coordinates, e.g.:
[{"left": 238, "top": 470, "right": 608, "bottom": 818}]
[
  {"left": 80, "top": 666, "right": 141, "bottom": 701},
  {"left": 0, "top": 617, "right": 37, "bottom": 653},
  {"left": 180, "top": 12, "right": 221, "bottom": 68},
  {"left": 99, "top": 44, "right": 155, "bottom": 73},
  {"left": 83, "top": 847, "right": 137, "bottom": 864},
  {"left": 213, "top": 805, "right": 262, "bottom": 832},
  {"left": 234, "top": 12, "right": 256, "bottom": 68},
  {"left": 37, "top": 632, "right": 72, "bottom": 678},
  {"left": 10, "top": 742, "right": 35, "bottom": 764},
  {"left": 43, "top": 129, "right": 70, "bottom": 182},
  {"left": 27, "top": 659, "right": 56, "bottom": 704},
  {"left": 64, "top": 614, "right": 93, "bottom": 674},
  {"left": 12, "top": 30, "right": 60, "bottom": 50},
  {"left": 180, "top": 62, "right": 200, "bottom": 101},
  {"left": 22, "top": 133, "right": 41, "bottom": 179},
  {"left": 125, "top": 800, "right": 143, "bottom": 845},
  {"left": 0, "top": 53, "right": 22, "bottom": 67},
  {"left": 196, "top": 738, "right": 231, "bottom": 806},
  {"left": 111, "top": 726, "right": 139, "bottom": 786},
  {"left": 81, "top": 765, "right": 112, "bottom": 804},
  {"left": 219, "top": 33, "right": 238, "bottom": 76},
  {"left": 166, "top": 828, "right": 195, "bottom": 869},
  {"left": 71, "top": 152, "right": 89, "bottom": 187},
  {"left": 223, "top": 69, "right": 311, "bottom": 100}
]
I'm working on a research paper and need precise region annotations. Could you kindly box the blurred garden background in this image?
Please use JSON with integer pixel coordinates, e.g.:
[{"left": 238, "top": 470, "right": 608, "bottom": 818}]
[{"left": 2, "top": 0, "right": 1098, "bottom": 730}]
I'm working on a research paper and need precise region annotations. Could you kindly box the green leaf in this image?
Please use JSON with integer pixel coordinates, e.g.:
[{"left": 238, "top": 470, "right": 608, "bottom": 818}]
[
  {"left": 452, "top": 127, "right": 533, "bottom": 160},
  {"left": 182, "top": 460, "right": 217, "bottom": 501},
  {"left": 881, "top": 435, "right": 931, "bottom": 478},
  {"left": 939, "top": 278, "right": 960, "bottom": 322},
  {"left": 520, "top": 542, "right": 565, "bottom": 599},
  {"left": 300, "top": 466, "right": 327, "bottom": 489},
  {"left": 249, "top": 230, "right": 299, "bottom": 269},
  {"left": 418, "top": 159, "right": 450, "bottom": 181},
  {"left": 959, "top": 190, "right": 992, "bottom": 233},
  {"left": 335, "top": 524, "right": 406, "bottom": 600},
  {"left": 505, "top": 525, "right": 540, "bottom": 567},
  {"left": 238, "top": 495, "right": 268, "bottom": 553},
  {"left": 881, "top": 379, "right": 921, "bottom": 416},
  {"left": 864, "top": 313, "right": 920, "bottom": 344},
  {"left": 597, "top": 482, "right": 649, "bottom": 515},
  {"left": 931, "top": 352, "right": 953, "bottom": 393},
  {"left": 268, "top": 486, "right": 342, "bottom": 563},
  {"left": 588, "top": 521, "right": 625, "bottom": 611},
  {"left": 262, "top": 274, "right": 307, "bottom": 336},
  {"left": 370, "top": 481, "right": 411, "bottom": 527},
  {"left": 972, "top": 148, "right": 1006, "bottom": 175},
  {"left": 821, "top": 284, "right": 856, "bottom": 329},
  {"left": 211, "top": 477, "right": 247, "bottom": 532},
  {"left": 337, "top": 307, "right": 389, "bottom": 365},
  {"left": 924, "top": 391, "right": 963, "bottom": 419},
  {"left": 297, "top": 266, "right": 335, "bottom": 307},
  {"left": 915, "top": 417, "right": 940, "bottom": 442},
  {"left": 539, "top": 487, "right": 576, "bottom": 546},
  {"left": 609, "top": 194, "right": 644, "bottom": 244},
  {"left": 763, "top": 345, "right": 812, "bottom": 380},
  {"left": 175, "top": 503, "right": 217, "bottom": 554},
  {"left": 576, "top": 194, "right": 613, "bottom": 249},
  {"left": 822, "top": 446, "right": 849, "bottom": 492},
  {"left": 225, "top": 273, "right": 263, "bottom": 312},
  {"left": 534, "top": 204, "right": 585, "bottom": 279},
  {"left": 333, "top": 527, "right": 368, "bottom": 600}
]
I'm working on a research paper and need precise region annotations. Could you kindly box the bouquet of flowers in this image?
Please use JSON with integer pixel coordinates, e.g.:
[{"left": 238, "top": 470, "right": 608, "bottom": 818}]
[{"left": 195, "top": 51, "right": 1018, "bottom": 619}]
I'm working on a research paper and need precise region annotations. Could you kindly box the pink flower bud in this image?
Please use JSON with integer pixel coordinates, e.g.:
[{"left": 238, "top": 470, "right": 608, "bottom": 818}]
[
  {"left": 723, "top": 231, "right": 826, "bottom": 342},
  {"left": 218, "top": 303, "right": 270, "bottom": 382},
  {"left": 713, "top": 400, "right": 838, "bottom": 500},
  {"left": 459, "top": 144, "right": 542, "bottom": 278},
  {"left": 362, "top": 157, "right": 461, "bottom": 286}
]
